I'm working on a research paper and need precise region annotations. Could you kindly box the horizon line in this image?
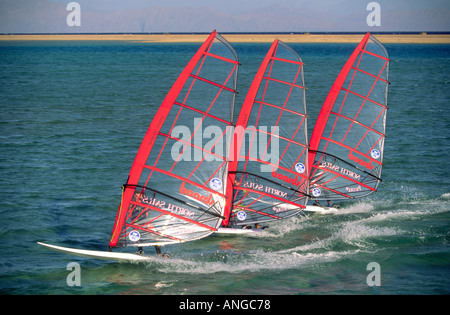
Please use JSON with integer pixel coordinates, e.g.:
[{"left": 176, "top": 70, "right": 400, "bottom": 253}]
[{"left": 1, "top": 31, "right": 449, "bottom": 36}]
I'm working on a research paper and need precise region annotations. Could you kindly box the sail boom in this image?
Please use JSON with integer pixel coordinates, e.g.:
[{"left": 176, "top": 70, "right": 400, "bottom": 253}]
[
  {"left": 127, "top": 204, "right": 220, "bottom": 231},
  {"left": 123, "top": 183, "right": 225, "bottom": 216},
  {"left": 312, "top": 166, "right": 377, "bottom": 191}
]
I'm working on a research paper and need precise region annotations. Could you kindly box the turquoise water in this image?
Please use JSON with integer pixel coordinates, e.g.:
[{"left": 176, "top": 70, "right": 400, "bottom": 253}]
[{"left": 0, "top": 40, "right": 449, "bottom": 295}]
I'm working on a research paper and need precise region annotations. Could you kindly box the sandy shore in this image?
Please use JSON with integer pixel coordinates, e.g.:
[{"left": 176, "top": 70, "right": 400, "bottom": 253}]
[{"left": 0, "top": 33, "right": 449, "bottom": 44}]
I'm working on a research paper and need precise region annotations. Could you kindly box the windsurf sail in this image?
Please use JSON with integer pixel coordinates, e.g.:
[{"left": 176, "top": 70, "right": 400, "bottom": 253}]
[
  {"left": 308, "top": 33, "right": 389, "bottom": 201},
  {"left": 109, "top": 31, "right": 239, "bottom": 248},
  {"left": 223, "top": 40, "right": 309, "bottom": 227}
]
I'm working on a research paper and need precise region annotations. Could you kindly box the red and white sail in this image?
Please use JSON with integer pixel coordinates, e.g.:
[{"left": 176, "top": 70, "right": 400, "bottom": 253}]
[
  {"left": 223, "top": 40, "right": 309, "bottom": 227},
  {"left": 110, "top": 31, "right": 239, "bottom": 247},
  {"left": 308, "top": 33, "right": 389, "bottom": 201}
]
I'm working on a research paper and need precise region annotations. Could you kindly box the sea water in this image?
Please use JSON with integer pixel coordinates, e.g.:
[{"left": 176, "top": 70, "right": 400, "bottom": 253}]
[{"left": 0, "top": 39, "right": 449, "bottom": 295}]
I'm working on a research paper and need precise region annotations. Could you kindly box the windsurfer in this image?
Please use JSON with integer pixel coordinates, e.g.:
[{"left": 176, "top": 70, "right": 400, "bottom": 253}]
[
  {"left": 130, "top": 191, "right": 149, "bottom": 221},
  {"left": 233, "top": 178, "right": 246, "bottom": 205},
  {"left": 136, "top": 245, "right": 169, "bottom": 258},
  {"left": 255, "top": 223, "right": 268, "bottom": 230},
  {"left": 312, "top": 200, "right": 339, "bottom": 208},
  {"left": 242, "top": 223, "right": 268, "bottom": 230},
  {"left": 155, "top": 245, "right": 171, "bottom": 258},
  {"left": 327, "top": 200, "right": 340, "bottom": 209}
]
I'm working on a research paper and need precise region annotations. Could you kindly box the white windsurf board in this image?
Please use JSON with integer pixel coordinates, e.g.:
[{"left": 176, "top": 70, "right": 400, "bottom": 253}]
[
  {"left": 215, "top": 227, "right": 262, "bottom": 235},
  {"left": 304, "top": 205, "right": 339, "bottom": 214},
  {"left": 38, "top": 242, "right": 154, "bottom": 262}
]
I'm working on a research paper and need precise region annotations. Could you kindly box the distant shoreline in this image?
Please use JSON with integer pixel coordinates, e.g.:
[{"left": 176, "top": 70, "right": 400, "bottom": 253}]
[{"left": 1, "top": 33, "right": 449, "bottom": 44}]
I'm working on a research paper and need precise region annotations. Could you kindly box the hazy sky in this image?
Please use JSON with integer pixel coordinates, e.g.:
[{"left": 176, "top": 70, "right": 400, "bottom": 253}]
[
  {"left": 1, "top": 0, "right": 449, "bottom": 33},
  {"left": 47, "top": 0, "right": 450, "bottom": 13}
]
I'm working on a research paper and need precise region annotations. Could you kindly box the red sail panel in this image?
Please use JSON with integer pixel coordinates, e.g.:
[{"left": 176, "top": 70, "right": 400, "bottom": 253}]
[
  {"left": 223, "top": 40, "right": 309, "bottom": 227},
  {"left": 110, "top": 31, "right": 239, "bottom": 247},
  {"left": 308, "top": 33, "right": 389, "bottom": 200}
]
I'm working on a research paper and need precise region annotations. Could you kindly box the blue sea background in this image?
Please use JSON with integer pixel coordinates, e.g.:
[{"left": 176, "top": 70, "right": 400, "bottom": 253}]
[{"left": 0, "top": 37, "right": 449, "bottom": 295}]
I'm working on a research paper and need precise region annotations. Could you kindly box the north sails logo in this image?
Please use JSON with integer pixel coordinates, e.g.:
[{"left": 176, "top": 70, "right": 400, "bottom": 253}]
[{"left": 348, "top": 151, "right": 374, "bottom": 170}]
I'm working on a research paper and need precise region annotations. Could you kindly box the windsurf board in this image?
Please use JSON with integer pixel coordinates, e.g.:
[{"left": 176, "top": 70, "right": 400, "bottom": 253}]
[{"left": 38, "top": 242, "right": 154, "bottom": 262}]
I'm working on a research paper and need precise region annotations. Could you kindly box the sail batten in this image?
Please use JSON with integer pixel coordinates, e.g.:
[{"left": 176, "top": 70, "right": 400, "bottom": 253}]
[
  {"left": 189, "top": 74, "right": 237, "bottom": 93},
  {"left": 204, "top": 51, "right": 240, "bottom": 64}
]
